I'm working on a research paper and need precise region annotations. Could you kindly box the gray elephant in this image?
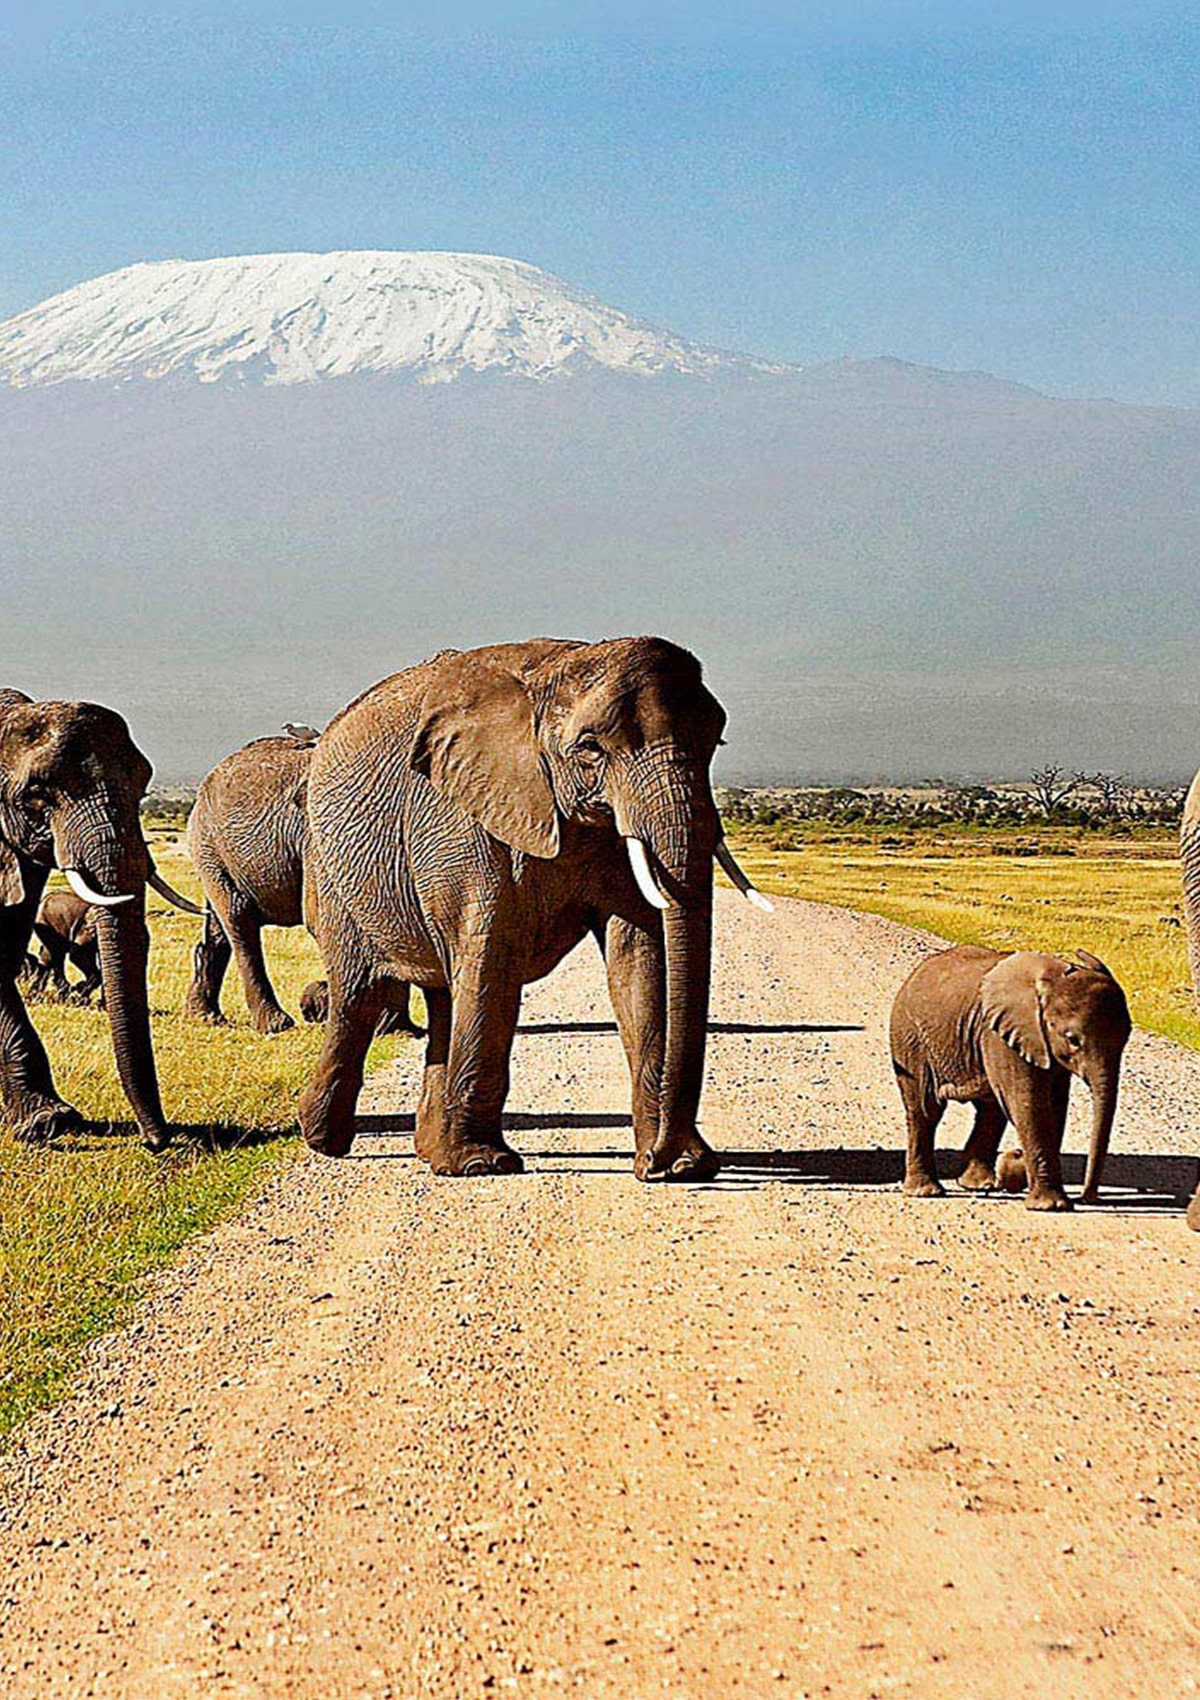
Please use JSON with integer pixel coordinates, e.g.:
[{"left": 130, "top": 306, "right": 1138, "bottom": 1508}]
[
  {"left": 0, "top": 688, "right": 197, "bottom": 1147},
  {"left": 28, "top": 889, "right": 103, "bottom": 1004},
  {"left": 890, "top": 944, "right": 1131, "bottom": 1210},
  {"left": 185, "top": 733, "right": 418, "bottom": 1036},
  {"left": 1181, "top": 769, "right": 1200, "bottom": 1009},
  {"left": 299, "top": 638, "right": 768, "bottom": 1178}
]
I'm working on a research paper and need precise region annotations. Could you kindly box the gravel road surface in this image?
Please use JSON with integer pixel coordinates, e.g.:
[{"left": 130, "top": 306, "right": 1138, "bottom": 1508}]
[{"left": 2, "top": 893, "right": 1199, "bottom": 1698}]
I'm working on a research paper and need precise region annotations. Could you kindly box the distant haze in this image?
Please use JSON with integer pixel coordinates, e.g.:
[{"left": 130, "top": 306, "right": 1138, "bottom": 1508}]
[{"left": 2, "top": 253, "right": 1198, "bottom": 784}]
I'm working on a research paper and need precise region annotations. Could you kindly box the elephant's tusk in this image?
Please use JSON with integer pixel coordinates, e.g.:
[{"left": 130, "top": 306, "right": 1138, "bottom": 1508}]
[
  {"left": 714, "top": 838, "right": 774, "bottom": 913},
  {"left": 147, "top": 870, "right": 204, "bottom": 915},
  {"left": 62, "top": 867, "right": 136, "bottom": 907},
  {"left": 626, "top": 838, "right": 671, "bottom": 911}
]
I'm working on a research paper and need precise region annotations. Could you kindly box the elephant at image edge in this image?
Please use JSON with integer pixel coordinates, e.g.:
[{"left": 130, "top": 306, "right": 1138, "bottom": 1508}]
[
  {"left": 890, "top": 943, "right": 1132, "bottom": 1210},
  {"left": 300, "top": 637, "right": 767, "bottom": 1177},
  {"left": 185, "top": 734, "right": 419, "bottom": 1037},
  {"left": 0, "top": 688, "right": 196, "bottom": 1147},
  {"left": 1175, "top": 774, "right": 1200, "bottom": 1229}
]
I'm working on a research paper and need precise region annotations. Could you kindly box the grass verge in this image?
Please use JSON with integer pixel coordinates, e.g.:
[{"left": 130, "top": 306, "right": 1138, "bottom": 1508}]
[
  {"left": 725, "top": 823, "right": 1197, "bottom": 1049},
  {"left": 0, "top": 832, "right": 415, "bottom": 1441}
]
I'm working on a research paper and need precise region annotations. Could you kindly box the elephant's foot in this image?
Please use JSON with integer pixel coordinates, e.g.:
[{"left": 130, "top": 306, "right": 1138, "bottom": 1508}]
[
  {"left": 252, "top": 1005, "right": 296, "bottom": 1036},
  {"left": 297, "top": 1084, "right": 356, "bottom": 1159},
  {"left": 11, "top": 1097, "right": 86, "bottom": 1145},
  {"left": 1186, "top": 1189, "right": 1200, "bottom": 1232},
  {"left": 429, "top": 1139, "right": 524, "bottom": 1178},
  {"left": 1025, "top": 1186, "right": 1073, "bottom": 1212},
  {"left": 634, "top": 1130, "right": 721, "bottom": 1183},
  {"left": 903, "top": 1172, "right": 946, "bottom": 1198},
  {"left": 184, "top": 991, "right": 228, "bottom": 1026},
  {"left": 958, "top": 1159, "right": 998, "bottom": 1192}
]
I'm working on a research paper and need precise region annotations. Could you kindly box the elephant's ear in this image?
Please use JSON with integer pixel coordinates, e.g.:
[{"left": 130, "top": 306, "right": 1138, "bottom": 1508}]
[
  {"left": 979, "top": 952, "right": 1060, "bottom": 1069},
  {"left": 410, "top": 653, "right": 560, "bottom": 859},
  {"left": 1075, "top": 949, "right": 1115, "bottom": 980},
  {"left": 0, "top": 843, "right": 25, "bottom": 909}
]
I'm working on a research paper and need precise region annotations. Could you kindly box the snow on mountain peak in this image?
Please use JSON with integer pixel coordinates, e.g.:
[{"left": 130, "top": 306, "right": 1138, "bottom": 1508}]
[{"left": 0, "top": 250, "right": 779, "bottom": 388}]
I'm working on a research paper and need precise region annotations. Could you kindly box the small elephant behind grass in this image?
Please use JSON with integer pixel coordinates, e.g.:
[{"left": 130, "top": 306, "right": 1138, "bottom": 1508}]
[{"left": 890, "top": 944, "right": 1132, "bottom": 1211}]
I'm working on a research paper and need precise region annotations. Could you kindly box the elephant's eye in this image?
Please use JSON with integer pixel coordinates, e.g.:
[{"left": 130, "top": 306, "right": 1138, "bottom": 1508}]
[
  {"left": 23, "top": 785, "right": 51, "bottom": 815},
  {"left": 1065, "top": 1030, "right": 1083, "bottom": 1049},
  {"left": 573, "top": 737, "right": 605, "bottom": 762}
]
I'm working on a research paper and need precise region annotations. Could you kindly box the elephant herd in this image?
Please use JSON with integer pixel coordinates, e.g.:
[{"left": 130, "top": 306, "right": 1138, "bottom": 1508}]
[{"left": 1, "top": 638, "right": 1199, "bottom": 1225}]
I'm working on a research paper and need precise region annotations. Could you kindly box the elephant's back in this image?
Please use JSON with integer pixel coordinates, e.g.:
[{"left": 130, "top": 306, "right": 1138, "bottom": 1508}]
[
  {"left": 890, "top": 945, "right": 1001, "bottom": 1041},
  {"left": 188, "top": 737, "right": 310, "bottom": 924}
]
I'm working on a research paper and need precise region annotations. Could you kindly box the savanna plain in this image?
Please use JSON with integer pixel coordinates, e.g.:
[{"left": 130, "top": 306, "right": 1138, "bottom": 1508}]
[{"left": 2, "top": 817, "right": 1199, "bottom": 1698}]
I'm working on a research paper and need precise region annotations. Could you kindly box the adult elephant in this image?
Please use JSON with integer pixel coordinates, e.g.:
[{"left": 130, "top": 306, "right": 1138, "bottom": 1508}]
[
  {"left": 1181, "top": 768, "right": 1200, "bottom": 1009},
  {"left": 300, "top": 638, "right": 767, "bottom": 1178},
  {"left": 185, "top": 734, "right": 419, "bottom": 1037},
  {"left": 0, "top": 688, "right": 197, "bottom": 1148}
]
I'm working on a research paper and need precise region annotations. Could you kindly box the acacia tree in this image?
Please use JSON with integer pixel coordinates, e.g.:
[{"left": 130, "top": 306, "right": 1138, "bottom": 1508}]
[
  {"left": 1025, "top": 765, "right": 1078, "bottom": 815},
  {"left": 1073, "top": 771, "right": 1130, "bottom": 818}
]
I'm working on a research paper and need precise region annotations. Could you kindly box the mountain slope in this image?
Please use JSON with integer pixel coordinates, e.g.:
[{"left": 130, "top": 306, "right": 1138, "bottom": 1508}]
[
  {"left": 0, "top": 251, "right": 776, "bottom": 388},
  {"left": 1, "top": 251, "right": 1197, "bottom": 780}
]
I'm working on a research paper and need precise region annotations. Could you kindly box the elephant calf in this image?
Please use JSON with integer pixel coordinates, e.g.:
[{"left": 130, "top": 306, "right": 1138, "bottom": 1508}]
[
  {"left": 27, "top": 889, "right": 103, "bottom": 1004},
  {"left": 890, "top": 944, "right": 1131, "bottom": 1211}
]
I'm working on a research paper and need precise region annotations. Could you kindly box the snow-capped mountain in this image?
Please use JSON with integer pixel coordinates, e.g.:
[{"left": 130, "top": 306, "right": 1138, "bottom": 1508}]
[{"left": 0, "top": 250, "right": 779, "bottom": 388}]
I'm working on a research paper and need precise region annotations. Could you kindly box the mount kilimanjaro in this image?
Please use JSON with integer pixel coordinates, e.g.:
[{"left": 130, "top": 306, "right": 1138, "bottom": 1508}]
[{"left": 1, "top": 250, "right": 1197, "bottom": 781}]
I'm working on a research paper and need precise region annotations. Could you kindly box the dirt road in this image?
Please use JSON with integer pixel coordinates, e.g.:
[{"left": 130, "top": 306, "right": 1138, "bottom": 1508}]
[{"left": 2, "top": 894, "right": 1199, "bottom": 1699}]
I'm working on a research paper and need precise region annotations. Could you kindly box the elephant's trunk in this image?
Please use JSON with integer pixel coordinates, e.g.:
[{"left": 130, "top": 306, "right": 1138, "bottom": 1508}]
[
  {"left": 658, "top": 887, "right": 713, "bottom": 1155},
  {"left": 1080, "top": 1063, "right": 1120, "bottom": 1204},
  {"left": 624, "top": 748, "right": 719, "bottom": 1171},
  {"left": 61, "top": 824, "right": 169, "bottom": 1151}
]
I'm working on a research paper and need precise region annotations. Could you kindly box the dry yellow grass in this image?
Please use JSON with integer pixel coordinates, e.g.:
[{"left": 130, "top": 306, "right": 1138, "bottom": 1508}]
[
  {"left": 0, "top": 832, "right": 416, "bottom": 1437},
  {"left": 725, "top": 827, "right": 1197, "bottom": 1048}
]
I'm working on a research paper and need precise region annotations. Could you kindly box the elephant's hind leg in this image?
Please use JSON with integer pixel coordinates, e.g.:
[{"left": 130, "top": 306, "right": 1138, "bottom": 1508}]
[
  {"left": 896, "top": 1062, "right": 946, "bottom": 1197},
  {"left": 959, "top": 1097, "right": 1007, "bottom": 1191},
  {"left": 225, "top": 902, "right": 294, "bottom": 1035},
  {"left": 298, "top": 977, "right": 389, "bottom": 1158},
  {"left": 184, "top": 905, "right": 233, "bottom": 1024}
]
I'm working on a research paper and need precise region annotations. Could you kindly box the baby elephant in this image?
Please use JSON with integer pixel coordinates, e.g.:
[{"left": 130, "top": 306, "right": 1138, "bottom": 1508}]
[
  {"left": 890, "top": 945, "right": 1132, "bottom": 1211},
  {"left": 27, "top": 890, "right": 103, "bottom": 1005}
]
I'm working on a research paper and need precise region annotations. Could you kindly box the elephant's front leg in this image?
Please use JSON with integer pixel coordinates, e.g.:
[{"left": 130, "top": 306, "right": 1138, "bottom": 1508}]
[
  {"left": 0, "top": 975, "right": 84, "bottom": 1142},
  {"left": 421, "top": 959, "right": 523, "bottom": 1177},
  {"left": 1006, "top": 1069, "right": 1073, "bottom": 1212},
  {"left": 603, "top": 915, "right": 717, "bottom": 1181}
]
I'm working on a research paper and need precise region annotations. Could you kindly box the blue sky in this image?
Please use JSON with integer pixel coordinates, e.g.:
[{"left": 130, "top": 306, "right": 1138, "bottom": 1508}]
[{"left": 2, "top": 1, "right": 1197, "bottom": 404}]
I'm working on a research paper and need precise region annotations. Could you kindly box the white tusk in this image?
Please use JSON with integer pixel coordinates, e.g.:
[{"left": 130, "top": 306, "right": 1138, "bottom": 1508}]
[
  {"left": 625, "top": 838, "right": 671, "bottom": 910},
  {"left": 147, "top": 870, "right": 203, "bottom": 915},
  {"left": 63, "top": 867, "right": 136, "bottom": 908},
  {"left": 714, "top": 837, "right": 775, "bottom": 913}
]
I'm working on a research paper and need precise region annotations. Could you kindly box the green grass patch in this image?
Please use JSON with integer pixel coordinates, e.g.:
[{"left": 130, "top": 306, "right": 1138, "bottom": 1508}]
[
  {"left": 725, "top": 823, "right": 1196, "bottom": 1049},
  {"left": 0, "top": 833, "right": 416, "bottom": 1441}
]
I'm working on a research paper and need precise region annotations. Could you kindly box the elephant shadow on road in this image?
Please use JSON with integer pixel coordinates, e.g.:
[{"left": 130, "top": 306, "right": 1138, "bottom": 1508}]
[
  {"left": 350, "top": 1116, "right": 1196, "bottom": 1208},
  {"left": 42, "top": 1121, "right": 293, "bottom": 1154},
  {"left": 515, "top": 1021, "right": 865, "bottom": 1037},
  {"left": 715, "top": 1147, "right": 1198, "bottom": 1211}
]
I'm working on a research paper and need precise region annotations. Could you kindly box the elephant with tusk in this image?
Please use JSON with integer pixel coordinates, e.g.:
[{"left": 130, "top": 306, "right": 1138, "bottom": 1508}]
[
  {"left": 0, "top": 688, "right": 180, "bottom": 1149},
  {"left": 300, "top": 637, "right": 763, "bottom": 1178}
]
